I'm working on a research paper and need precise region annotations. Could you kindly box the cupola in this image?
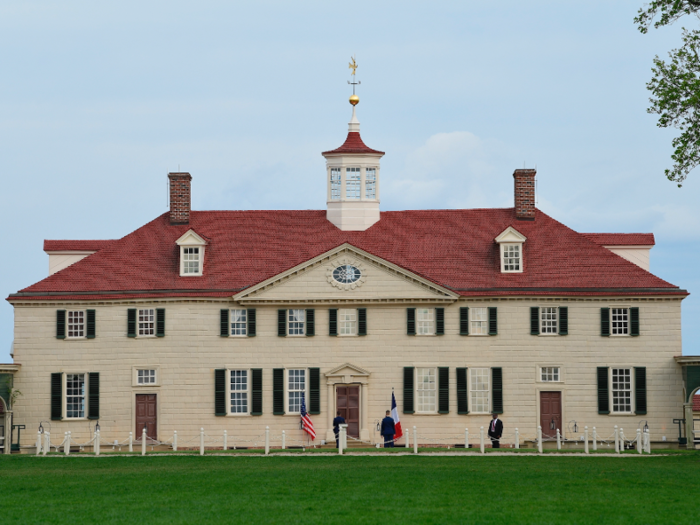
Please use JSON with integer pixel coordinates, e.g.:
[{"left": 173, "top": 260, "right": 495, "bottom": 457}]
[{"left": 322, "top": 62, "right": 384, "bottom": 231}]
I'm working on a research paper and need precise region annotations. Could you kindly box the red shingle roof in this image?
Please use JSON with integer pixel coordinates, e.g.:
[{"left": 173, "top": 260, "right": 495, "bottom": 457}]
[
  {"left": 44, "top": 240, "right": 116, "bottom": 252},
  {"left": 8, "top": 208, "right": 685, "bottom": 302},
  {"left": 322, "top": 132, "right": 385, "bottom": 156},
  {"left": 582, "top": 233, "right": 655, "bottom": 246}
]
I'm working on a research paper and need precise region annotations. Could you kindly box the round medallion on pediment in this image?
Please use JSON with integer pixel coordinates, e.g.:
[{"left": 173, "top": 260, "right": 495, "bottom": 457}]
[{"left": 327, "top": 258, "right": 366, "bottom": 291}]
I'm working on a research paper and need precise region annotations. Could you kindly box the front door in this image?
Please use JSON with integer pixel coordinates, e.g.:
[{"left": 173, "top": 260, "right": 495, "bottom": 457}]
[
  {"left": 540, "top": 391, "right": 562, "bottom": 439},
  {"left": 336, "top": 386, "right": 360, "bottom": 438},
  {"left": 135, "top": 394, "right": 157, "bottom": 441}
]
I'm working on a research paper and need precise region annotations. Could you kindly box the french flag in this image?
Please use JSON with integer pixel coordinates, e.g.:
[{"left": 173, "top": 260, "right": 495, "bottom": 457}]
[{"left": 391, "top": 391, "right": 403, "bottom": 440}]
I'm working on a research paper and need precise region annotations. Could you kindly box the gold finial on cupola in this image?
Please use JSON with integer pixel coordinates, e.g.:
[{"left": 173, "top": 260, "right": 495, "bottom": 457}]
[{"left": 348, "top": 56, "right": 360, "bottom": 106}]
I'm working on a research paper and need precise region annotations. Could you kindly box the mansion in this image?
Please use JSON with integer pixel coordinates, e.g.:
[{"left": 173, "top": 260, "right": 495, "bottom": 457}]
[{"left": 2, "top": 97, "right": 699, "bottom": 452}]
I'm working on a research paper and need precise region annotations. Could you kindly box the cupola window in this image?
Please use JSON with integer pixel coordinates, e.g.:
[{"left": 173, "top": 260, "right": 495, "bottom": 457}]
[
  {"left": 346, "top": 167, "right": 361, "bottom": 199},
  {"left": 330, "top": 168, "right": 341, "bottom": 200},
  {"left": 365, "top": 168, "right": 376, "bottom": 199}
]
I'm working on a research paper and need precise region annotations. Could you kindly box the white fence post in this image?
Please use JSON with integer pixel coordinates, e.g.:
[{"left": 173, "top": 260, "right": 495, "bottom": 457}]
[
  {"left": 480, "top": 426, "right": 485, "bottom": 454},
  {"left": 537, "top": 426, "right": 543, "bottom": 453},
  {"left": 592, "top": 427, "right": 597, "bottom": 451},
  {"left": 43, "top": 432, "right": 50, "bottom": 456},
  {"left": 36, "top": 431, "right": 42, "bottom": 455},
  {"left": 223, "top": 430, "right": 227, "bottom": 451},
  {"left": 614, "top": 425, "right": 619, "bottom": 453},
  {"left": 65, "top": 432, "right": 71, "bottom": 455},
  {"left": 413, "top": 426, "right": 418, "bottom": 454},
  {"left": 405, "top": 428, "right": 410, "bottom": 449},
  {"left": 636, "top": 429, "right": 642, "bottom": 454},
  {"left": 619, "top": 428, "right": 625, "bottom": 453},
  {"left": 338, "top": 426, "right": 344, "bottom": 455},
  {"left": 265, "top": 427, "right": 270, "bottom": 455},
  {"left": 556, "top": 428, "right": 561, "bottom": 450},
  {"left": 95, "top": 430, "right": 101, "bottom": 456},
  {"left": 281, "top": 430, "right": 286, "bottom": 450},
  {"left": 584, "top": 426, "right": 589, "bottom": 454},
  {"left": 515, "top": 428, "right": 519, "bottom": 449},
  {"left": 200, "top": 428, "right": 205, "bottom": 456},
  {"left": 465, "top": 428, "right": 469, "bottom": 450},
  {"left": 128, "top": 432, "right": 133, "bottom": 452},
  {"left": 173, "top": 431, "right": 177, "bottom": 452},
  {"left": 141, "top": 428, "right": 147, "bottom": 456}
]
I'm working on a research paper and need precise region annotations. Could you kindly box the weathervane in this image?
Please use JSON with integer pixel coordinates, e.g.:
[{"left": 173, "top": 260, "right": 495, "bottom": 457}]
[{"left": 348, "top": 56, "right": 360, "bottom": 106}]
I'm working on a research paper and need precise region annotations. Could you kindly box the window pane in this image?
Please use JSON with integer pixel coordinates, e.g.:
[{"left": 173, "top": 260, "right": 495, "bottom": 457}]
[
  {"left": 541, "top": 307, "right": 558, "bottom": 334},
  {"left": 139, "top": 309, "right": 155, "bottom": 336},
  {"left": 339, "top": 309, "right": 357, "bottom": 335},
  {"left": 288, "top": 369, "right": 305, "bottom": 413},
  {"left": 288, "top": 309, "right": 305, "bottom": 335},
  {"left": 612, "top": 368, "right": 632, "bottom": 412},
  {"left": 470, "top": 307, "right": 488, "bottom": 335},
  {"left": 611, "top": 308, "right": 629, "bottom": 335},
  {"left": 230, "top": 309, "right": 247, "bottom": 336},
  {"left": 416, "top": 368, "right": 436, "bottom": 412},
  {"left": 417, "top": 308, "right": 434, "bottom": 335},
  {"left": 365, "top": 168, "right": 376, "bottom": 199},
  {"left": 470, "top": 368, "right": 489, "bottom": 413},
  {"left": 541, "top": 367, "right": 560, "bottom": 382},
  {"left": 66, "top": 373, "right": 86, "bottom": 418},
  {"left": 183, "top": 247, "right": 200, "bottom": 274},
  {"left": 503, "top": 245, "right": 520, "bottom": 271},
  {"left": 330, "top": 168, "right": 341, "bottom": 200},
  {"left": 137, "top": 369, "right": 156, "bottom": 384},
  {"left": 67, "top": 310, "right": 84, "bottom": 338},
  {"left": 230, "top": 370, "right": 248, "bottom": 413},
  {"left": 346, "top": 167, "right": 361, "bottom": 199}
]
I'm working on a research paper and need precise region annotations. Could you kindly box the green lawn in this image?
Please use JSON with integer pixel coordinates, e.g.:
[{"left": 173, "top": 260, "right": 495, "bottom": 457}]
[{"left": 1, "top": 453, "right": 699, "bottom": 524}]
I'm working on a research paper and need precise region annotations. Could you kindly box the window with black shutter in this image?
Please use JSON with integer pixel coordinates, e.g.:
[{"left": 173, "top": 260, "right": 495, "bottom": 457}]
[
  {"left": 247, "top": 309, "right": 257, "bottom": 337},
  {"left": 491, "top": 367, "right": 503, "bottom": 413},
  {"left": 456, "top": 367, "right": 468, "bottom": 414},
  {"left": 309, "top": 368, "right": 320, "bottom": 414},
  {"left": 438, "top": 367, "right": 449, "bottom": 413},
  {"left": 278, "top": 310, "right": 286, "bottom": 337},
  {"left": 214, "top": 369, "right": 226, "bottom": 416},
  {"left": 435, "top": 308, "right": 445, "bottom": 336},
  {"left": 630, "top": 307, "right": 640, "bottom": 337},
  {"left": 635, "top": 367, "right": 647, "bottom": 415},
  {"left": 530, "top": 307, "right": 539, "bottom": 335},
  {"left": 329, "top": 309, "right": 338, "bottom": 336},
  {"left": 220, "top": 310, "right": 229, "bottom": 337},
  {"left": 459, "top": 307, "right": 469, "bottom": 336},
  {"left": 601, "top": 308, "right": 610, "bottom": 337},
  {"left": 88, "top": 372, "right": 100, "bottom": 420},
  {"left": 488, "top": 307, "right": 498, "bottom": 336},
  {"left": 558, "top": 307, "right": 568, "bottom": 335},
  {"left": 56, "top": 310, "right": 66, "bottom": 339},
  {"left": 86, "top": 310, "right": 96, "bottom": 339},
  {"left": 358, "top": 308, "right": 367, "bottom": 336},
  {"left": 51, "top": 373, "right": 63, "bottom": 420},
  {"left": 251, "top": 369, "right": 263, "bottom": 415},
  {"left": 407, "top": 308, "right": 416, "bottom": 336},
  {"left": 403, "top": 367, "right": 415, "bottom": 413},
  {"left": 306, "top": 309, "right": 315, "bottom": 337},
  {"left": 597, "top": 366, "right": 610, "bottom": 414},
  {"left": 156, "top": 308, "right": 165, "bottom": 337},
  {"left": 127, "top": 309, "right": 137, "bottom": 338}
]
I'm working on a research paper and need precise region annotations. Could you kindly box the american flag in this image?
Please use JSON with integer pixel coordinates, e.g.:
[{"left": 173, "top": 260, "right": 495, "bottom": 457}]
[{"left": 300, "top": 392, "right": 316, "bottom": 440}]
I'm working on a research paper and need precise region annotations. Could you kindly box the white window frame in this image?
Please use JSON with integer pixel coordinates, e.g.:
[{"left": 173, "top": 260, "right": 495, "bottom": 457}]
[
  {"left": 287, "top": 309, "right": 305, "bottom": 336},
  {"left": 137, "top": 369, "right": 157, "bottom": 385},
  {"left": 500, "top": 243, "right": 522, "bottom": 273},
  {"left": 228, "top": 369, "right": 250, "bottom": 416},
  {"left": 416, "top": 308, "right": 434, "bottom": 336},
  {"left": 469, "top": 368, "right": 490, "bottom": 414},
  {"left": 181, "top": 247, "right": 201, "bottom": 275},
  {"left": 611, "top": 368, "right": 634, "bottom": 414},
  {"left": 345, "top": 167, "right": 361, "bottom": 200},
  {"left": 67, "top": 310, "right": 86, "bottom": 339},
  {"left": 365, "top": 167, "right": 377, "bottom": 200},
  {"left": 540, "top": 367, "right": 561, "bottom": 382},
  {"left": 132, "top": 366, "right": 161, "bottom": 387},
  {"left": 330, "top": 168, "right": 341, "bottom": 200},
  {"left": 230, "top": 309, "right": 247, "bottom": 337},
  {"left": 415, "top": 367, "right": 437, "bottom": 414},
  {"left": 339, "top": 308, "right": 357, "bottom": 336},
  {"left": 138, "top": 308, "right": 156, "bottom": 337},
  {"left": 469, "top": 307, "right": 489, "bottom": 336},
  {"left": 176, "top": 229, "right": 207, "bottom": 277},
  {"left": 286, "top": 369, "right": 306, "bottom": 415},
  {"left": 540, "top": 307, "right": 558, "bottom": 335},
  {"left": 611, "top": 308, "right": 630, "bottom": 337},
  {"left": 65, "top": 373, "right": 87, "bottom": 419}
]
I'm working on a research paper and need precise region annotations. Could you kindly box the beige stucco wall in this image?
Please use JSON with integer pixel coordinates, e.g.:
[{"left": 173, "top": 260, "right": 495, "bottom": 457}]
[{"left": 10, "top": 294, "right": 684, "bottom": 449}]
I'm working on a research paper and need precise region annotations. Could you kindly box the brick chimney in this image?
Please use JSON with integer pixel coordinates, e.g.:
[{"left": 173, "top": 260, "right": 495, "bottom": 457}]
[
  {"left": 513, "top": 169, "right": 536, "bottom": 220},
  {"left": 168, "top": 172, "right": 192, "bottom": 224}
]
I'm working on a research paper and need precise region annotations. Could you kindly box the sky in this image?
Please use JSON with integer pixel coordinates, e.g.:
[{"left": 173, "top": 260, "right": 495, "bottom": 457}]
[{"left": 1, "top": 0, "right": 699, "bottom": 361}]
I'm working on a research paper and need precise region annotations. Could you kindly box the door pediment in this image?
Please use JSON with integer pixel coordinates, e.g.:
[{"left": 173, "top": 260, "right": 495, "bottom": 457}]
[{"left": 325, "top": 363, "right": 370, "bottom": 385}]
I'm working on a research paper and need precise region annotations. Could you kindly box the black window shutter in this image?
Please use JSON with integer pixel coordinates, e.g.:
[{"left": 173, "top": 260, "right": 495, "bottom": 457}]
[
  {"left": 51, "top": 373, "right": 63, "bottom": 420},
  {"left": 309, "top": 368, "right": 320, "bottom": 415},
  {"left": 403, "top": 367, "right": 415, "bottom": 414},
  {"left": 601, "top": 308, "right": 610, "bottom": 337},
  {"left": 329, "top": 309, "right": 338, "bottom": 336},
  {"left": 273, "top": 368, "right": 285, "bottom": 415},
  {"left": 88, "top": 372, "right": 100, "bottom": 420},
  {"left": 247, "top": 309, "right": 256, "bottom": 337},
  {"left": 435, "top": 308, "right": 445, "bottom": 336},
  {"left": 635, "top": 367, "right": 647, "bottom": 415},
  {"left": 597, "top": 367, "right": 610, "bottom": 414},
  {"left": 220, "top": 309, "right": 229, "bottom": 337},
  {"left": 630, "top": 307, "right": 640, "bottom": 337},
  {"left": 278, "top": 310, "right": 286, "bottom": 337},
  {"left": 56, "top": 310, "right": 66, "bottom": 339},
  {"left": 358, "top": 308, "right": 367, "bottom": 336},
  {"left": 492, "top": 367, "right": 503, "bottom": 414},
  {"left": 156, "top": 308, "right": 165, "bottom": 337},
  {"left": 438, "top": 367, "right": 449, "bottom": 413},
  {"left": 214, "top": 369, "right": 226, "bottom": 416},
  {"left": 127, "top": 309, "right": 137, "bottom": 338},
  {"left": 530, "top": 307, "right": 539, "bottom": 335},
  {"left": 459, "top": 307, "right": 469, "bottom": 335},
  {"left": 488, "top": 307, "right": 498, "bottom": 336},
  {"left": 456, "top": 367, "right": 469, "bottom": 414},
  {"left": 306, "top": 309, "right": 315, "bottom": 336},
  {"left": 86, "top": 310, "right": 96, "bottom": 339},
  {"left": 251, "top": 368, "right": 263, "bottom": 415},
  {"left": 558, "top": 307, "right": 568, "bottom": 336},
  {"left": 407, "top": 308, "right": 416, "bottom": 336}
]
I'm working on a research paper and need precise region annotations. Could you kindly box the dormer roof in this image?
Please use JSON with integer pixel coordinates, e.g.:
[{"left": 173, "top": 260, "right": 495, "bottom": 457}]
[
  {"left": 175, "top": 229, "right": 208, "bottom": 246},
  {"left": 495, "top": 226, "right": 527, "bottom": 243}
]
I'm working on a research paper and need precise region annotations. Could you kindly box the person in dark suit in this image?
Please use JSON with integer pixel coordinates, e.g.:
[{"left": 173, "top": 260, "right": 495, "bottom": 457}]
[
  {"left": 488, "top": 413, "right": 503, "bottom": 448},
  {"left": 332, "top": 411, "right": 345, "bottom": 448},
  {"left": 380, "top": 410, "right": 395, "bottom": 448}
]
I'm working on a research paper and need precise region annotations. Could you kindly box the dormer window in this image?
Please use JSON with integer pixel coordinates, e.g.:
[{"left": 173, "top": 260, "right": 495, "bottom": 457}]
[
  {"left": 495, "top": 226, "right": 526, "bottom": 273},
  {"left": 176, "top": 229, "right": 207, "bottom": 277}
]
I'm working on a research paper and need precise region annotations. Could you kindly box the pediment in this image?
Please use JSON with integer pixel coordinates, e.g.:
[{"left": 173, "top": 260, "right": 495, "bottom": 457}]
[
  {"left": 234, "top": 243, "right": 458, "bottom": 304},
  {"left": 176, "top": 229, "right": 207, "bottom": 246},
  {"left": 495, "top": 226, "right": 527, "bottom": 243},
  {"left": 325, "top": 363, "right": 371, "bottom": 378}
]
